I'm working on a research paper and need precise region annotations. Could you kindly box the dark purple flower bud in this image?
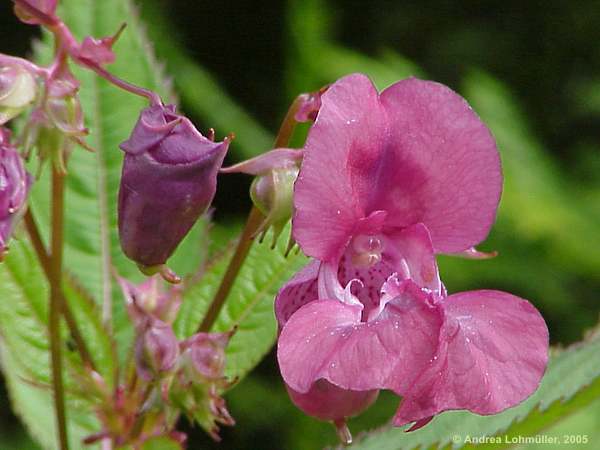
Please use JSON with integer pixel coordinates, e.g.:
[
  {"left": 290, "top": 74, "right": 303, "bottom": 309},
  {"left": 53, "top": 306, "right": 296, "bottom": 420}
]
[
  {"left": 1, "top": 128, "right": 31, "bottom": 260},
  {"left": 118, "top": 104, "right": 229, "bottom": 280},
  {"left": 135, "top": 318, "right": 179, "bottom": 381}
]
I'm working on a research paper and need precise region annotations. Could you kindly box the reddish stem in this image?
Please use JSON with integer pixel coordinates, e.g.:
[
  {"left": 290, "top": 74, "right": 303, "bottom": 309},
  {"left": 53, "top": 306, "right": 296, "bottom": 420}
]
[
  {"left": 197, "top": 94, "right": 304, "bottom": 332},
  {"left": 24, "top": 209, "right": 96, "bottom": 371}
]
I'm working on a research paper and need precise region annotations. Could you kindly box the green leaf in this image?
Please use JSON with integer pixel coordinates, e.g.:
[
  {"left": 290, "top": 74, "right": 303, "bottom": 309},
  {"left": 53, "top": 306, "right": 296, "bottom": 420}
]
[
  {"left": 349, "top": 328, "right": 600, "bottom": 450},
  {"left": 0, "top": 239, "right": 114, "bottom": 449},
  {"left": 174, "top": 223, "right": 308, "bottom": 382},
  {"left": 139, "top": 436, "right": 183, "bottom": 450}
]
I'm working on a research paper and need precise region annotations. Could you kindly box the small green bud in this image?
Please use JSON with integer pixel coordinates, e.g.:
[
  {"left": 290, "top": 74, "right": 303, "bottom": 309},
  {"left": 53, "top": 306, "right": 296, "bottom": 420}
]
[{"left": 0, "top": 65, "right": 37, "bottom": 125}]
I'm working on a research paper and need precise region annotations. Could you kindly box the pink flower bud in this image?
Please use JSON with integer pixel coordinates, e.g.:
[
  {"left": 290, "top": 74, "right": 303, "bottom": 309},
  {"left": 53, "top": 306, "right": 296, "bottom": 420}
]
[
  {"left": 75, "top": 24, "right": 126, "bottom": 68},
  {"left": 169, "top": 331, "right": 235, "bottom": 440},
  {"left": 294, "top": 86, "right": 328, "bottom": 123},
  {"left": 44, "top": 77, "right": 87, "bottom": 137},
  {"left": 13, "top": 0, "right": 58, "bottom": 26},
  {"left": 118, "top": 104, "right": 228, "bottom": 277},
  {"left": 180, "top": 332, "right": 230, "bottom": 381},
  {"left": 117, "top": 275, "right": 182, "bottom": 327},
  {"left": 135, "top": 318, "right": 179, "bottom": 381},
  {"left": 0, "top": 128, "right": 31, "bottom": 259}
]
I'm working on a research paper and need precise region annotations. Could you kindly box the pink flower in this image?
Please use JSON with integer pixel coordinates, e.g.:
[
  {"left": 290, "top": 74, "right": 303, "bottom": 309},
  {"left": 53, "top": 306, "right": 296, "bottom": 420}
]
[
  {"left": 0, "top": 128, "right": 31, "bottom": 259},
  {"left": 275, "top": 74, "right": 548, "bottom": 433}
]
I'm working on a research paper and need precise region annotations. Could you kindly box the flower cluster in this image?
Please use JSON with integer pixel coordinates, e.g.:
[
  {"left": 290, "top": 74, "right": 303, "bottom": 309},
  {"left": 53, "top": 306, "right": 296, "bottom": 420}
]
[
  {"left": 2, "top": 1, "right": 232, "bottom": 446},
  {"left": 2, "top": 0, "right": 228, "bottom": 278},
  {"left": 83, "top": 275, "right": 236, "bottom": 447},
  {"left": 2, "top": 1, "right": 551, "bottom": 447},
  {"left": 272, "top": 74, "right": 549, "bottom": 441}
]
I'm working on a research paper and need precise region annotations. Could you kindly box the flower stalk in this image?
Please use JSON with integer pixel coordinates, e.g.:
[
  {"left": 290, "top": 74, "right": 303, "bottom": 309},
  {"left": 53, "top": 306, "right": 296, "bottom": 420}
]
[
  {"left": 23, "top": 209, "right": 96, "bottom": 371},
  {"left": 197, "top": 94, "right": 305, "bottom": 333},
  {"left": 49, "top": 166, "right": 69, "bottom": 450}
]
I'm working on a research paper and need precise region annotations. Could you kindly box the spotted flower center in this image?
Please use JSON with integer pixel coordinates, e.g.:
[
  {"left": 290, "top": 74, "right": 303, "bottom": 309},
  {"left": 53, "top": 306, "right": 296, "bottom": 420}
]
[{"left": 351, "top": 234, "right": 384, "bottom": 268}]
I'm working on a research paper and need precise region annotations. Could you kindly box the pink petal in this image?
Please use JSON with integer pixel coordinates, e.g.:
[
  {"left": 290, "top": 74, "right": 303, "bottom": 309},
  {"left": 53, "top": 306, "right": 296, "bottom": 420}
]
[
  {"left": 394, "top": 290, "right": 548, "bottom": 426},
  {"left": 378, "top": 78, "right": 502, "bottom": 253},
  {"left": 274, "top": 260, "right": 320, "bottom": 328},
  {"left": 293, "top": 74, "right": 387, "bottom": 261},
  {"left": 220, "top": 148, "right": 303, "bottom": 175},
  {"left": 78, "top": 36, "right": 117, "bottom": 66},
  {"left": 277, "top": 293, "right": 442, "bottom": 394},
  {"left": 286, "top": 380, "right": 378, "bottom": 421},
  {"left": 384, "top": 223, "right": 441, "bottom": 294},
  {"left": 449, "top": 246, "right": 498, "bottom": 259}
]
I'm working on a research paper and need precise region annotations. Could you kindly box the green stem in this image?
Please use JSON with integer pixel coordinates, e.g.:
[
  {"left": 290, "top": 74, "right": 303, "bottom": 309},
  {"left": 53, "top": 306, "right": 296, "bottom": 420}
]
[
  {"left": 49, "top": 168, "right": 69, "bottom": 450},
  {"left": 197, "top": 95, "right": 304, "bottom": 332},
  {"left": 198, "top": 207, "right": 264, "bottom": 332},
  {"left": 24, "top": 210, "right": 96, "bottom": 371}
]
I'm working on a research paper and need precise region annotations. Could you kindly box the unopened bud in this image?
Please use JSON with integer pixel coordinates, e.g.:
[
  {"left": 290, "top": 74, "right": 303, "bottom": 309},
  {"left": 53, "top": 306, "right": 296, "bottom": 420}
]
[
  {"left": 294, "top": 85, "right": 328, "bottom": 123},
  {"left": 45, "top": 78, "right": 86, "bottom": 137},
  {"left": 13, "top": 0, "right": 58, "bottom": 26},
  {"left": 0, "top": 65, "right": 37, "bottom": 125},
  {"left": 170, "top": 330, "right": 235, "bottom": 441},
  {"left": 0, "top": 128, "right": 32, "bottom": 260},
  {"left": 75, "top": 24, "right": 126, "bottom": 67},
  {"left": 118, "top": 104, "right": 229, "bottom": 281},
  {"left": 135, "top": 318, "right": 179, "bottom": 381},
  {"left": 117, "top": 275, "right": 182, "bottom": 327},
  {"left": 221, "top": 148, "right": 302, "bottom": 245},
  {"left": 250, "top": 165, "right": 298, "bottom": 241},
  {"left": 180, "top": 332, "right": 231, "bottom": 381},
  {"left": 286, "top": 380, "right": 378, "bottom": 444}
]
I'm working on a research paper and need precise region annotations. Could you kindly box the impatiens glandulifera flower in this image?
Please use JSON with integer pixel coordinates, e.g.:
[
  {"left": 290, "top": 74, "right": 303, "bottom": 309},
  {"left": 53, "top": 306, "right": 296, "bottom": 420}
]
[
  {"left": 172, "top": 331, "right": 236, "bottom": 441},
  {"left": 0, "top": 64, "right": 37, "bottom": 125},
  {"left": 0, "top": 128, "right": 31, "bottom": 260},
  {"left": 275, "top": 74, "right": 549, "bottom": 437},
  {"left": 222, "top": 148, "right": 303, "bottom": 244},
  {"left": 119, "top": 104, "right": 229, "bottom": 282}
]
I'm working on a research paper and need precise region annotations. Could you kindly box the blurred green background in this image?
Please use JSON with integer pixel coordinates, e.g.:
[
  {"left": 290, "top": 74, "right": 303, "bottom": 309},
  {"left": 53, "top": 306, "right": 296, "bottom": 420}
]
[{"left": 1, "top": 0, "right": 599, "bottom": 448}]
